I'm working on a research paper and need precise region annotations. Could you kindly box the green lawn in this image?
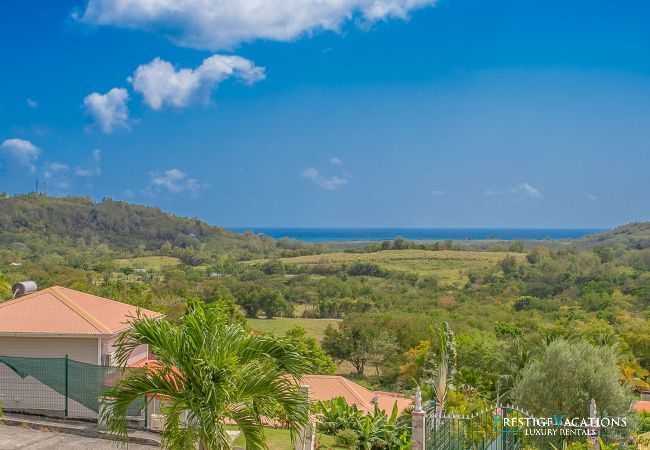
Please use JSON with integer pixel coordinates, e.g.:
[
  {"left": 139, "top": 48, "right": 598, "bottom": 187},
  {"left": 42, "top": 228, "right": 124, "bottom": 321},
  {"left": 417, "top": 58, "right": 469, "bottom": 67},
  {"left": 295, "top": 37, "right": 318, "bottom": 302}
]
[
  {"left": 232, "top": 427, "right": 344, "bottom": 450},
  {"left": 248, "top": 317, "right": 340, "bottom": 341}
]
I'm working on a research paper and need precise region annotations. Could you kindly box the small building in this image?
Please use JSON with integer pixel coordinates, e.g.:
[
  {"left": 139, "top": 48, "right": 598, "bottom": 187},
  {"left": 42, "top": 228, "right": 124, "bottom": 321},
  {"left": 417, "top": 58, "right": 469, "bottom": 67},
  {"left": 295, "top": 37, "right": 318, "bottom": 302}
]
[
  {"left": 0, "top": 285, "right": 161, "bottom": 366},
  {"left": 0, "top": 285, "right": 162, "bottom": 418}
]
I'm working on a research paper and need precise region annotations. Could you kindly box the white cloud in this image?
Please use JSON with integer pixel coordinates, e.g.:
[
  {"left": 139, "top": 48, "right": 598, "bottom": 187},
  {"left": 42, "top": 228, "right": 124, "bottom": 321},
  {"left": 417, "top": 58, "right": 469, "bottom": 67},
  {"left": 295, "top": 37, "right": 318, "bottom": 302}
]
[
  {"left": 75, "top": 149, "right": 102, "bottom": 177},
  {"left": 519, "top": 182, "right": 542, "bottom": 199},
  {"left": 80, "top": 0, "right": 438, "bottom": 50},
  {"left": 485, "top": 182, "right": 543, "bottom": 199},
  {"left": 147, "top": 168, "right": 204, "bottom": 196},
  {"left": 129, "top": 55, "right": 265, "bottom": 110},
  {"left": 27, "top": 98, "right": 38, "bottom": 108},
  {"left": 302, "top": 167, "right": 348, "bottom": 190},
  {"left": 83, "top": 87, "right": 130, "bottom": 133},
  {"left": 330, "top": 157, "right": 342, "bottom": 165},
  {"left": 43, "top": 162, "right": 70, "bottom": 179},
  {"left": 0, "top": 138, "right": 41, "bottom": 171},
  {"left": 48, "top": 162, "right": 69, "bottom": 172},
  {"left": 431, "top": 189, "right": 445, "bottom": 196},
  {"left": 586, "top": 194, "right": 598, "bottom": 201}
]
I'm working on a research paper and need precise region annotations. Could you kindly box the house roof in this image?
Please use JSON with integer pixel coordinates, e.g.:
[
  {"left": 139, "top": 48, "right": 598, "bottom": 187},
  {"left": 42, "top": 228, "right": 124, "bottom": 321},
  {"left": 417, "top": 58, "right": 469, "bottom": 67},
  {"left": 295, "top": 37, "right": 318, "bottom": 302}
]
[
  {"left": 302, "top": 375, "right": 412, "bottom": 414},
  {"left": 633, "top": 400, "right": 650, "bottom": 412},
  {"left": 0, "top": 286, "right": 162, "bottom": 336}
]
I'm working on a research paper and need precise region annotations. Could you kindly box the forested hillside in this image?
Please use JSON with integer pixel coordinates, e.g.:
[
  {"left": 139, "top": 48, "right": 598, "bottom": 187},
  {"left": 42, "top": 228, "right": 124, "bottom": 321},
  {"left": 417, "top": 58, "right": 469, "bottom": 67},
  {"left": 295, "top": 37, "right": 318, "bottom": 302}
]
[
  {"left": 579, "top": 221, "right": 650, "bottom": 250},
  {"left": 0, "top": 194, "right": 311, "bottom": 260}
]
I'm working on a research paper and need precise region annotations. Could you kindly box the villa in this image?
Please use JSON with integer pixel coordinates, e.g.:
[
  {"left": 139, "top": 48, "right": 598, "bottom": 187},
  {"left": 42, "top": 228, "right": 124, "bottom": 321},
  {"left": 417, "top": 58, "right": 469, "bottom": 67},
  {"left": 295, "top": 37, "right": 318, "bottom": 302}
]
[{"left": 0, "top": 284, "right": 161, "bottom": 366}]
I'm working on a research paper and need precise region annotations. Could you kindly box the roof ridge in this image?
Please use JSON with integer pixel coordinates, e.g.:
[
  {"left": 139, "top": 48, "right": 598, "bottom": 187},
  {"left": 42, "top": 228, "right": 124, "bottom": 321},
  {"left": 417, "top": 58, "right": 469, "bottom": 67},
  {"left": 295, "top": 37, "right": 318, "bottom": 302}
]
[
  {"left": 338, "top": 377, "right": 374, "bottom": 409},
  {"left": 55, "top": 286, "right": 159, "bottom": 316},
  {"left": 0, "top": 288, "right": 51, "bottom": 310},
  {"left": 49, "top": 286, "right": 112, "bottom": 334}
]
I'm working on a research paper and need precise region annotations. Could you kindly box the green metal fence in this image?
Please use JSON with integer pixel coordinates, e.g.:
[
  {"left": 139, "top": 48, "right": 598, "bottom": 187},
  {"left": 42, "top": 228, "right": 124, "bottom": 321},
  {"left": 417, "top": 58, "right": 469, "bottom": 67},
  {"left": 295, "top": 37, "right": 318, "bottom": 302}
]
[
  {"left": 0, "top": 355, "right": 145, "bottom": 420},
  {"left": 425, "top": 404, "right": 529, "bottom": 450},
  {"left": 425, "top": 403, "right": 633, "bottom": 450}
]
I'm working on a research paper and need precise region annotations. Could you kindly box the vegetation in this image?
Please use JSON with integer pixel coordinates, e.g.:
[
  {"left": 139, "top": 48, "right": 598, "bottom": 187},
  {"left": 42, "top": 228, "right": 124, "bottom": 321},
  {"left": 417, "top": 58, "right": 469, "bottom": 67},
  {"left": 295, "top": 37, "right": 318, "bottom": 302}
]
[
  {"left": 315, "top": 397, "right": 410, "bottom": 450},
  {"left": 100, "top": 301, "right": 310, "bottom": 449},
  {"left": 1, "top": 194, "right": 648, "bottom": 447},
  {"left": 512, "top": 339, "right": 632, "bottom": 418}
]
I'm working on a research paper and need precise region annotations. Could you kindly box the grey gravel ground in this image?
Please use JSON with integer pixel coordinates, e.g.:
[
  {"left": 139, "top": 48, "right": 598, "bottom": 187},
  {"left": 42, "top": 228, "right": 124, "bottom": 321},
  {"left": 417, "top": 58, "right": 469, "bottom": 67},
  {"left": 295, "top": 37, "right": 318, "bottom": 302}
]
[{"left": 0, "top": 425, "right": 156, "bottom": 449}]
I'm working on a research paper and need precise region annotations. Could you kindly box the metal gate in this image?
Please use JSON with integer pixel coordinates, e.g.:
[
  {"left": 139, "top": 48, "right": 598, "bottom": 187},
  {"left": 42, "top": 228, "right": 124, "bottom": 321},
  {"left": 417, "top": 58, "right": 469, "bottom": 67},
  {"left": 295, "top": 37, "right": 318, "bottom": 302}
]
[{"left": 425, "top": 404, "right": 530, "bottom": 450}]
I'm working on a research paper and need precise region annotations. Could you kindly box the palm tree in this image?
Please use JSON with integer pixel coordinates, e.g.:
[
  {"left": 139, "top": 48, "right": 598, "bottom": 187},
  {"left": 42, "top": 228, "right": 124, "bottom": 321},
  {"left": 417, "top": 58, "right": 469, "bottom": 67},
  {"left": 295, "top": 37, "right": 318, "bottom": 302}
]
[
  {"left": 422, "top": 322, "right": 456, "bottom": 419},
  {"left": 100, "top": 301, "right": 310, "bottom": 449}
]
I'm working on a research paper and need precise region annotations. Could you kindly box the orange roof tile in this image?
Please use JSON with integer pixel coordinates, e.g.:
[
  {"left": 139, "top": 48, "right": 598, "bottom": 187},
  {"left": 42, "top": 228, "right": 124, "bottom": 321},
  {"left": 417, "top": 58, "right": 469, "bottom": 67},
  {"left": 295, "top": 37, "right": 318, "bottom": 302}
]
[
  {"left": 302, "top": 375, "right": 412, "bottom": 414},
  {"left": 0, "top": 286, "right": 162, "bottom": 336},
  {"left": 633, "top": 400, "right": 650, "bottom": 412}
]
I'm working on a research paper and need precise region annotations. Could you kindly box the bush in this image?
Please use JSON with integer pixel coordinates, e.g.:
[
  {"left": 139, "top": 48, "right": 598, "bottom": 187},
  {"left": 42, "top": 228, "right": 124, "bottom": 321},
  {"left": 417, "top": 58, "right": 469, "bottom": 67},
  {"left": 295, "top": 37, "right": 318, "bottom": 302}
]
[
  {"left": 347, "top": 262, "right": 388, "bottom": 278},
  {"left": 316, "top": 397, "right": 410, "bottom": 450},
  {"left": 335, "top": 429, "right": 360, "bottom": 448},
  {"left": 513, "top": 339, "right": 632, "bottom": 418},
  {"left": 640, "top": 411, "right": 650, "bottom": 432}
]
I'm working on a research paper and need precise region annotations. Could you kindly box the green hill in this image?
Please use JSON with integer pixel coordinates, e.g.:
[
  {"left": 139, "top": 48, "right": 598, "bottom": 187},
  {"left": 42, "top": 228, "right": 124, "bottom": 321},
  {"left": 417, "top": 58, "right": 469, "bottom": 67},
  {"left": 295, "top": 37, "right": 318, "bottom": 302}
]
[
  {"left": 578, "top": 221, "right": 650, "bottom": 250},
  {"left": 0, "top": 194, "right": 286, "bottom": 259}
]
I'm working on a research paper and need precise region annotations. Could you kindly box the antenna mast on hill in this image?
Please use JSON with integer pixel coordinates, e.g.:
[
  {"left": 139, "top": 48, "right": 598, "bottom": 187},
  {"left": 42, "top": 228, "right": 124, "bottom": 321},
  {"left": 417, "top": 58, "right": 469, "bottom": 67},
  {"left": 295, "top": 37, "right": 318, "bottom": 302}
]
[{"left": 35, "top": 178, "right": 39, "bottom": 194}]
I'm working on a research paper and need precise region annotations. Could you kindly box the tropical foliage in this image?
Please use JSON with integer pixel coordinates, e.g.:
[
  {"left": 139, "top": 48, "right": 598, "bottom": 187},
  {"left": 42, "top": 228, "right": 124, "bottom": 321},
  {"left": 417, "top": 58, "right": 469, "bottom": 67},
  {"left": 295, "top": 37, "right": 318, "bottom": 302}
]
[
  {"left": 315, "top": 397, "right": 410, "bottom": 450},
  {"left": 100, "top": 301, "right": 310, "bottom": 449}
]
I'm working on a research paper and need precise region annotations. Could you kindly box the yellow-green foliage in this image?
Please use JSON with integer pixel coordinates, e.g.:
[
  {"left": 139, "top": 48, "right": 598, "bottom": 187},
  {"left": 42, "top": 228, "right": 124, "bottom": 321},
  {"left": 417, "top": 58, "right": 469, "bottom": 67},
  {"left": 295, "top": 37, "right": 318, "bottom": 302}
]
[
  {"left": 115, "top": 256, "right": 181, "bottom": 270},
  {"left": 253, "top": 249, "right": 525, "bottom": 287}
]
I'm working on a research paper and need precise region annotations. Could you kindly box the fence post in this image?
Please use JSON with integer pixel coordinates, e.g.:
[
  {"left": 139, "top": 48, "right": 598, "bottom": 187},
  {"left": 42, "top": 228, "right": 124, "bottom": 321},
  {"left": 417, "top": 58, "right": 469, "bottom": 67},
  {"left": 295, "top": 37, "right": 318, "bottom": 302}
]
[
  {"left": 295, "top": 385, "right": 315, "bottom": 450},
  {"left": 412, "top": 387, "right": 426, "bottom": 450},
  {"left": 64, "top": 354, "right": 69, "bottom": 417},
  {"left": 589, "top": 399, "right": 598, "bottom": 449}
]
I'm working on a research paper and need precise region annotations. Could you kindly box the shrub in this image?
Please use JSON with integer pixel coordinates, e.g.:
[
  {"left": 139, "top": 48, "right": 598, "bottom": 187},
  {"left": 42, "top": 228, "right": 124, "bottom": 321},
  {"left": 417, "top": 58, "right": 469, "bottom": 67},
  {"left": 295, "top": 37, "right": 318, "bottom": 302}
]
[
  {"left": 513, "top": 339, "right": 632, "bottom": 418},
  {"left": 335, "top": 429, "right": 360, "bottom": 448},
  {"left": 315, "top": 397, "right": 410, "bottom": 450},
  {"left": 347, "top": 262, "right": 388, "bottom": 278}
]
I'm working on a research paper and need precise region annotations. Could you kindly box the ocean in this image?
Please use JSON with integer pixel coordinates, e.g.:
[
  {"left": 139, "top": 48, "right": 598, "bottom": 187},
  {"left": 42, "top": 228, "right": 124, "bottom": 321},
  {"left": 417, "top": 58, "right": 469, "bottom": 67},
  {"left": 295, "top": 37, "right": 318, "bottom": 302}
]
[{"left": 228, "top": 228, "right": 605, "bottom": 243}]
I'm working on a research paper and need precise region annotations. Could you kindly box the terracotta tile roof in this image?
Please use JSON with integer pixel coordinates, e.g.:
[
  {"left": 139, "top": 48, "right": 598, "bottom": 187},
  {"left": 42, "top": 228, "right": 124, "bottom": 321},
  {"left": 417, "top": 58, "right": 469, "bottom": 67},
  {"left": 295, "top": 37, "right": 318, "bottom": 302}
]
[
  {"left": 633, "top": 400, "right": 650, "bottom": 412},
  {"left": 302, "top": 375, "right": 412, "bottom": 414},
  {"left": 0, "top": 286, "right": 162, "bottom": 336}
]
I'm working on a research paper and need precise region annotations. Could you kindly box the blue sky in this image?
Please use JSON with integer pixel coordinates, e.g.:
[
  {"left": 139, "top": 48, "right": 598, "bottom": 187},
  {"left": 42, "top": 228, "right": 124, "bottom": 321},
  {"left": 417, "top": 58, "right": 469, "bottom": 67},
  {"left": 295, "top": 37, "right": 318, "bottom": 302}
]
[{"left": 1, "top": 0, "right": 650, "bottom": 228}]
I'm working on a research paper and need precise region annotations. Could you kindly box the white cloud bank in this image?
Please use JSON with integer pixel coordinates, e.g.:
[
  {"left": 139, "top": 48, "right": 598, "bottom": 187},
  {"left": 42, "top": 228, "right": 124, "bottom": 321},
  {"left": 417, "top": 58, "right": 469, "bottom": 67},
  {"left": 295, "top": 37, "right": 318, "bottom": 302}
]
[
  {"left": 83, "top": 87, "right": 130, "bottom": 133},
  {"left": 80, "top": 0, "right": 437, "bottom": 50},
  {"left": 302, "top": 167, "right": 348, "bottom": 190},
  {"left": 0, "top": 138, "right": 41, "bottom": 171},
  {"left": 130, "top": 55, "right": 265, "bottom": 110}
]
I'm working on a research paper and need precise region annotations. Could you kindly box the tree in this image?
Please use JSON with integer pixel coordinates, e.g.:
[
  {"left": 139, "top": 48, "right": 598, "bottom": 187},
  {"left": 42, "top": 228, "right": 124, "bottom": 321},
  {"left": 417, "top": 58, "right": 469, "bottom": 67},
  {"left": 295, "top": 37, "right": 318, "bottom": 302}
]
[
  {"left": 499, "top": 256, "right": 518, "bottom": 276},
  {"left": 284, "top": 326, "right": 337, "bottom": 375},
  {"left": 100, "top": 302, "right": 309, "bottom": 450},
  {"left": 322, "top": 322, "right": 373, "bottom": 375},
  {"left": 508, "top": 240, "right": 525, "bottom": 253},
  {"left": 257, "top": 289, "right": 292, "bottom": 319},
  {"left": 512, "top": 339, "right": 631, "bottom": 418},
  {"left": 422, "top": 322, "right": 456, "bottom": 415},
  {"left": 368, "top": 331, "right": 399, "bottom": 375}
]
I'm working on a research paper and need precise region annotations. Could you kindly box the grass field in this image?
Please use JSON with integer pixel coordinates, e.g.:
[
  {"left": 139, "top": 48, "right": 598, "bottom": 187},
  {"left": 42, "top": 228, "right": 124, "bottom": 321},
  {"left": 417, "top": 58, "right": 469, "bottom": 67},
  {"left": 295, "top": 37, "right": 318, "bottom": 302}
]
[
  {"left": 232, "top": 427, "right": 343, "bottom": 449},
  {"left": 115, "top": 256, "right": 181, "bottom": 269},
  {"left": 248, "top": 317, "right": 340, "bottom": 340},
  {"left": 257, "top": 249, "right": 525, "bottom": 287}
]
